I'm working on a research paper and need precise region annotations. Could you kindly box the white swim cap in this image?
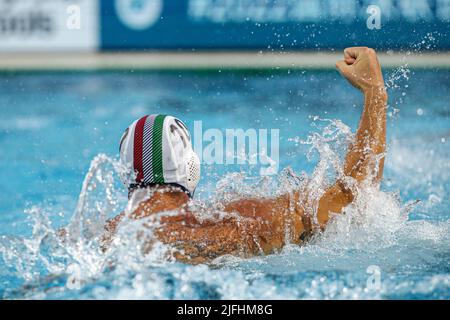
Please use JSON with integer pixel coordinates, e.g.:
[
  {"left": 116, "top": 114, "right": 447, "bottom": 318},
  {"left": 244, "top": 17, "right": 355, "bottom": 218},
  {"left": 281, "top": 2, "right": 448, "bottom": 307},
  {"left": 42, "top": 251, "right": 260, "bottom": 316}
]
[{"left": 119, "top": 114, "right": 201, "bottom": 197}]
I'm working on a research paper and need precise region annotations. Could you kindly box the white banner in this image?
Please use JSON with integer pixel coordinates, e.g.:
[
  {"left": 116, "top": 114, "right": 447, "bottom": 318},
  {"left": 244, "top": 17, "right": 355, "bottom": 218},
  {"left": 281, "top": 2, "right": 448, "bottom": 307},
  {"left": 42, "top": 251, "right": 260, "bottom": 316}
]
[{"left": 0, "top": 0, "right": 98, "bottom": 52}]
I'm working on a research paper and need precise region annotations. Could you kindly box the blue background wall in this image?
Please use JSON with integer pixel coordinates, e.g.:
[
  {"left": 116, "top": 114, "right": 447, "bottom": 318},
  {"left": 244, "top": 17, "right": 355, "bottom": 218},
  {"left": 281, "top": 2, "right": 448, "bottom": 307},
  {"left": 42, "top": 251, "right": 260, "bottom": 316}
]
[{"left": 101, "top": 0, "right": 450, "bottom": 50}]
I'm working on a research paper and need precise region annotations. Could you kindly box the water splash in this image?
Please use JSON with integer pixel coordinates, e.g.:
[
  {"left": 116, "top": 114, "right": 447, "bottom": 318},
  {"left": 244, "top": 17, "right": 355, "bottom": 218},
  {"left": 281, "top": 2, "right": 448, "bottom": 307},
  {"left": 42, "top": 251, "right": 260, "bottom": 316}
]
[
  {"left": 1, "top": 117, "right": 449, "bottom": 299},
  {"left": 385, "top": 32, "right": 439, "bottom": 118},
  {"left": 68, "top": 154, "right": 127, "bottom": 242}
]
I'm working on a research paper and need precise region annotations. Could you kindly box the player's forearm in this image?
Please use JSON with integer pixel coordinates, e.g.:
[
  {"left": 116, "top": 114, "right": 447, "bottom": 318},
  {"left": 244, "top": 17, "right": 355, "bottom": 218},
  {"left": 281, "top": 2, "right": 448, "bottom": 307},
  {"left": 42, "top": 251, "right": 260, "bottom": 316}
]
[{"left": 344, "top": 86, "right": 387, "bottom": 183}]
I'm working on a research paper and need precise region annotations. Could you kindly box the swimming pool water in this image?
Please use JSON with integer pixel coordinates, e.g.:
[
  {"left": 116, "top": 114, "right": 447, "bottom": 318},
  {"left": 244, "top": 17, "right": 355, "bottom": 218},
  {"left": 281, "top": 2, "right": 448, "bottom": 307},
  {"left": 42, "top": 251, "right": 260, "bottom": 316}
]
[{"left": 0, "top": 68, "right": 448, "bottom": 299}]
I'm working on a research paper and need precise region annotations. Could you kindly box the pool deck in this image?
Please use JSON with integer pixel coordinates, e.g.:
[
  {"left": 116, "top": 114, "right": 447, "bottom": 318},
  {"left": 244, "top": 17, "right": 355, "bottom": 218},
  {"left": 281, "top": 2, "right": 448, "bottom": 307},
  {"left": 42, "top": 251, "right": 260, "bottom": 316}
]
[{"left": 0, "top": 51, "right": 449, "bottom": 71}]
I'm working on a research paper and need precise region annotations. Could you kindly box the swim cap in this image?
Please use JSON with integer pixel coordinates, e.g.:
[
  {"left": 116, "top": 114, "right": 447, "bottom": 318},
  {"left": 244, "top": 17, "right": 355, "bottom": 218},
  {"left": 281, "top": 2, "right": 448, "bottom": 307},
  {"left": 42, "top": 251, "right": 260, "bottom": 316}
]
[{"left": 119, "top": 114, "right": 201, "bottom": 197}]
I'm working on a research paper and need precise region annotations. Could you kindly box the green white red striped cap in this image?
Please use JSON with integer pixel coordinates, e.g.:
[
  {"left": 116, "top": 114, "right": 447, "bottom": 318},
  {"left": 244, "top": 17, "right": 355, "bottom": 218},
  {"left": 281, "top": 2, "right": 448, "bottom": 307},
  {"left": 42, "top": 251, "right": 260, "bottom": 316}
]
[{"left": 119, "top": 114, "right": 200, "bottom": 197}]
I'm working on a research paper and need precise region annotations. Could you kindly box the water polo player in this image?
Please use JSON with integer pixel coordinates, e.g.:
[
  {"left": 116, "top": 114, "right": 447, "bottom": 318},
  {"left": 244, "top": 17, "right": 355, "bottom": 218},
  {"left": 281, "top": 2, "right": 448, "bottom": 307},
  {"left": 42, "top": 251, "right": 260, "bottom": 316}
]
[{"left": 105, "top": 47, "right": 388, "bottom": 264}]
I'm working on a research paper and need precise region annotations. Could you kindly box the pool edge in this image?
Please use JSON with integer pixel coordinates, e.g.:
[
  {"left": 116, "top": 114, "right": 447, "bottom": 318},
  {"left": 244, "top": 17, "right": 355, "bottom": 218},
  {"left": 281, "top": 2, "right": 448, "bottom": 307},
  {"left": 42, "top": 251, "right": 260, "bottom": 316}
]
[{"left": 0, "top": 51, "right": 449, "bottom": 73}]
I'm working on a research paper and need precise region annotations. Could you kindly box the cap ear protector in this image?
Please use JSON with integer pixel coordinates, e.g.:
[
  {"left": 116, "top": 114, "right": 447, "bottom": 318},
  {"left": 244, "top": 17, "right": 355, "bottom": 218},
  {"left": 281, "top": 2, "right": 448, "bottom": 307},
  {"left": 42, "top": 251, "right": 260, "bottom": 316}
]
[{"left": 119, "top": 114, "right": 201, "bottom": 197}]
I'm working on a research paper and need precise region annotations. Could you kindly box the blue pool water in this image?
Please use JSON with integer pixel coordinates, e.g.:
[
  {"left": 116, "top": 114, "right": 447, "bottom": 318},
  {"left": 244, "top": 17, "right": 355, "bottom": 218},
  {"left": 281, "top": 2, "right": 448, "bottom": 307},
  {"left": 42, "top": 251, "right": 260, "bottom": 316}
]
[{"left": 0, "top": 67, "right": 449, "bottom": 299}]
